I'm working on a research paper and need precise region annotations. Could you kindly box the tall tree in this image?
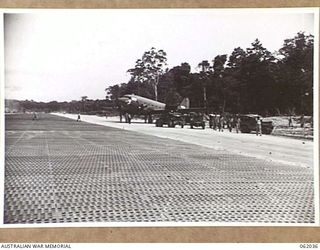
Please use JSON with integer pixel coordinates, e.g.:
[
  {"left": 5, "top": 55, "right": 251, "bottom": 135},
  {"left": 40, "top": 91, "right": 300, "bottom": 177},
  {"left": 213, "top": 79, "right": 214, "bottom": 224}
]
[
  {"left": 197, "top": 60, "right": 212, "bottom": 108},
  {"left": 210, "top": 55, "right": 228, "bottom": 112},
  {"left": 127, "top": 47, "right": 167, "bottom": 101},
  {"left": 277, "top": 32, "right": 314, "bottom": 114},
  {"left": 244, "top": 39, "right": 276, "bottom": 114},
  {"left": 81, "top": 96, "right": 88, "bottom": 112},
  {"left": 165, "top": 62, "right": 191, "bottom": 97},
  {"left": 105, "top": 33, "right": 313, "bottom": 116},
  {"left": 225, "top": 47, "right": 247, "bottom": 113}
]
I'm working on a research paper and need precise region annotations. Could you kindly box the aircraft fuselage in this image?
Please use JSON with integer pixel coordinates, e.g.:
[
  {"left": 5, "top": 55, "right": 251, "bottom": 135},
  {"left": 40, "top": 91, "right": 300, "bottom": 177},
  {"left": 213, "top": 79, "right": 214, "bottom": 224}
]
[{"left": 118, "top": 94, "right": 165, "bottom": 114}]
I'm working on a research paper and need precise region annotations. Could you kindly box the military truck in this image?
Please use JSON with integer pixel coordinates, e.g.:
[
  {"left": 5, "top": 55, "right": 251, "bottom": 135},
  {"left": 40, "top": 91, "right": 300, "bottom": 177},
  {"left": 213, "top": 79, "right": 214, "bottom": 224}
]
[
  {"left": 189, "top": 112, "right": 206, "bottom": 129},
  {"left": 239, "top": 114, "right": 273, "bottom": 134},
  {"left": 155, "top": 112, "right": 185, "bottom": 128}
]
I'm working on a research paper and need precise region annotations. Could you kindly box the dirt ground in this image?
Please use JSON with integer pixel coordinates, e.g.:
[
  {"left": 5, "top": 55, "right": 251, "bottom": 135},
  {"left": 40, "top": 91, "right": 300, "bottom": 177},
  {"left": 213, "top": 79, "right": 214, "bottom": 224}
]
[{"left": 264, "top": 116, "right": 313, "bottom": 139}]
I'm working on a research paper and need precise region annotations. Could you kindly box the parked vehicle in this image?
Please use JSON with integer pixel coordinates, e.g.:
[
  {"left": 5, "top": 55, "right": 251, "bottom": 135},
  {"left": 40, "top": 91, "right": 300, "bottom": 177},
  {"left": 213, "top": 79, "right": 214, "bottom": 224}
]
[
  {"left": 155, "top": 112, "right": 185, "bottom": 128},
  {"left": 189, "top": 112, "right": 206, "bottom": 129},
  {"left": 239, "top": 114, "right": 273, "bottom": 134}
]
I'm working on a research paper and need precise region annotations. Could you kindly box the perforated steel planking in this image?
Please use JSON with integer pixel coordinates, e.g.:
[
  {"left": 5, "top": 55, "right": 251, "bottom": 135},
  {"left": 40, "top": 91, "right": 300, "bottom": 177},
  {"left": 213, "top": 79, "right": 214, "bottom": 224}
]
[{"left": 4, "top": 113, "right": 314, "bottom": 224}]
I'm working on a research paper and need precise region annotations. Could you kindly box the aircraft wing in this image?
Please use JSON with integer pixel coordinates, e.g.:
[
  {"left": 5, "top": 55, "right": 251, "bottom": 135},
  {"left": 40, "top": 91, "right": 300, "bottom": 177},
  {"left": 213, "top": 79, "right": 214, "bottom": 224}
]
[
  {"left": 142, "top": 107, "right": 207, "bottom": 115},
  {"left": 177, "top": 107, "right": 207, "bottom": 114}
]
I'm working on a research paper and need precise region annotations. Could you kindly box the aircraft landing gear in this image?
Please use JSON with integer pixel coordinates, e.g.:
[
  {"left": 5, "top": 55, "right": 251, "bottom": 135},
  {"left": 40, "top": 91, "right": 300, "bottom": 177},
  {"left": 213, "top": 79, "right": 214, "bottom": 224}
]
[{"left": 122, "top": 113, "right": 132, "bottom": 123}]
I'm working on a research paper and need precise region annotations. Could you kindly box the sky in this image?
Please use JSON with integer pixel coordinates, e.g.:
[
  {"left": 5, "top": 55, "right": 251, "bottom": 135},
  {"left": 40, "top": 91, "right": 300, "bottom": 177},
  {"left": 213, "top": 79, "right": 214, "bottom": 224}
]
[{"left": 4, "top": 9, "right": 315, "bottom": 102}]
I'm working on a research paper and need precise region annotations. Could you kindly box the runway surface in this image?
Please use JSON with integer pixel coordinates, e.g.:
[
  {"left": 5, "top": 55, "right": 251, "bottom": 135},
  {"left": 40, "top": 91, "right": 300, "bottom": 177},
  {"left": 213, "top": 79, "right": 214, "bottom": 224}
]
[
  {"left": 56, "top": 113, "right": 314, "bottom": 168},
  {"left": 4, "top": 113, "right": 315, "bottom": 224}
]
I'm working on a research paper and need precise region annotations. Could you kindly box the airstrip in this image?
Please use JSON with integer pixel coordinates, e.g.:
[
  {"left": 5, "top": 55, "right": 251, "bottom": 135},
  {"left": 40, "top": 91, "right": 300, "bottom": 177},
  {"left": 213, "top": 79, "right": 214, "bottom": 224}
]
[{"left": 4, "top": 113, "right": 315, "bottom": 224}]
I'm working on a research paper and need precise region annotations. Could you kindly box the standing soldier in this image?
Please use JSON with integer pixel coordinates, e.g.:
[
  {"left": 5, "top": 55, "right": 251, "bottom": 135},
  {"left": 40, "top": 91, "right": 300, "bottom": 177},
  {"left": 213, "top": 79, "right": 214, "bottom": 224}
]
[
  {"left": 228, "top": 116, "right": 233, "bottom": 132},
  {"left": 127, "top": 113, "right": 132, "bottom": 124},
  {"left": 235, "top": 115, "right": 241, "bottom": 133},
  {"left": 256, "top": 116, "right": 262, "bottom": 136},
  {"left": 288, "top": 115, "right": 293, "bottom": 127},
  {"left": 219, "top": 115, "right": 224, "bottom": 132},
  {"left": 209, "top": 114, "right": 214, "bottom": 129},
  {"left": 300, "top": 114, "right": 305, "bottom": 128},
  {"left": 210, "top": 114, "right": 217, "bottom": 130},
  {"left": 217, "top": 115, "right": 221, "bottom": 131},
  {"left": 32, "top": 112, "right": 37, "bottom": 120},
  {"left": 300, "top": 114, "right": 305, "bottom": 137},
  {"left": 214, "top": 115, "right": 219, "bottom": 130},
  {"left": 77, "top": 113, "right": 81, "bottom": 122},
  {"left": 213, "top": 114, "right": 217, "bottom": 130}
]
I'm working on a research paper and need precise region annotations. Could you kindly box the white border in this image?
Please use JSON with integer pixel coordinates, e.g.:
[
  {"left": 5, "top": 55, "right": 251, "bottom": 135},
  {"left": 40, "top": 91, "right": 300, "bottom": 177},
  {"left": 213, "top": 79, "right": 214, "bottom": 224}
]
[
  {"left": 313, "top": 7, "right": 319, "bottom": 226},
  {"left": 0, "top": 7, "right": 319, "bottom": 228},
  {"left": 0, "top": 7, "right": 318, "bottom": 14},
  {"left": 0, "top": 9, "right": 5, "bottom": 227}
]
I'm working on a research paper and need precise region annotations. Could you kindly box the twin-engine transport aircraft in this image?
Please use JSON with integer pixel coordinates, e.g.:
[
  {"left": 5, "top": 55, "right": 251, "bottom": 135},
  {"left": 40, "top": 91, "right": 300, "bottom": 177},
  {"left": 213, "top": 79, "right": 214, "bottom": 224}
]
[{"left": 117, "top": 94, "right": 190, "bottom": 123}]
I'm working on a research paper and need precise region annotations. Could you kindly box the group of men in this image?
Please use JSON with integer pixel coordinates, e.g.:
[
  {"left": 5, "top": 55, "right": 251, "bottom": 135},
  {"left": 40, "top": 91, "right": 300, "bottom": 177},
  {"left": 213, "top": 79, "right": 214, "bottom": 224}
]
[
  {"left": 209, "top": 114, "right": 241, "bottom": 133},
  {"left": 209, "top": 114, "right": 262, "bottom": 136}
]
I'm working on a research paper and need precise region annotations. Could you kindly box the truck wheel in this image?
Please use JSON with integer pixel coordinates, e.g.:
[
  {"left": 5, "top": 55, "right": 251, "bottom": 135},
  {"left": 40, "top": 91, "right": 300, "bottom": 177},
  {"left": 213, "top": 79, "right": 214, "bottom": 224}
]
[
  {"left": 263, "top": 129, "right": 272, "bottom": 135},
  {"left": 156, "top": 120, "right": 163, "bottom": 127}
]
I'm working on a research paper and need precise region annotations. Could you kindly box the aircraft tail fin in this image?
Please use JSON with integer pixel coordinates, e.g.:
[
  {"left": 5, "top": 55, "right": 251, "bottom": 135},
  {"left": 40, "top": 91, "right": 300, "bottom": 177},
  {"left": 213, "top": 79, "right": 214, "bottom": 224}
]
[{"left": 178, "top": 97, "right": 190, "bottom": 109}]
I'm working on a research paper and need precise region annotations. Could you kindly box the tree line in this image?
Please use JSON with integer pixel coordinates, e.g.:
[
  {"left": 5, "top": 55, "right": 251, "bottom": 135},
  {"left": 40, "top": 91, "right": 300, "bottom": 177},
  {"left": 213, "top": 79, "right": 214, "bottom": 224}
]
[
  {"left": 106, "top": 32, "right": 314, "bottom": 116},
  {"left": 5, "top": 98, "right": 115, "bottom": 115}
]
